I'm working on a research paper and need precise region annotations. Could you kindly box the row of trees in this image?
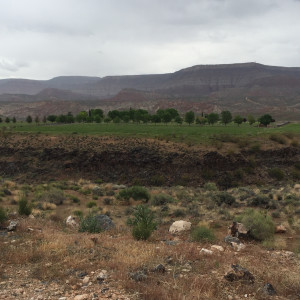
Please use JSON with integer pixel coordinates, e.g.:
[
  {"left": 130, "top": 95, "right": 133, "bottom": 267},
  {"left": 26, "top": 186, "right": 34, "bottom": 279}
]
[{"left": 0, "top": 108, "right": 275, "bottom": 126}]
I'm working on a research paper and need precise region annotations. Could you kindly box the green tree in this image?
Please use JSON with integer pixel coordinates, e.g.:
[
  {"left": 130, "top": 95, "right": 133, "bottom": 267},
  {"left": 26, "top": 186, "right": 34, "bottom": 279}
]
[
  {"left": 151, "top": 114, "right": 161, "bottom": 125},
  {"left": 35, "top": 116, "right": 40, "bottom": 124},
  {"left": 175, "top": 115, "right": 183, "bottom": 125},
  {"left": 12, "top": 117, "right": 16, "bottom": 123},
  {"left": 234, "top": 115, "right": 244, "bottom": 126},
  {"left": 0, "top": 117, "right": 2, "bottom": 123},
  {"left": 47, "top": 115, "right": 57, "bottom": 123},
  {"left": 221, "top": 110, "right": 232, "bottom": 125},
  {"left": 5, "top": 117, "right": 10, "bottom": 123},
  {"left": 247, "top": 115, "right": 255, "bottom": 125},
  {"left": 26, "top": 115, "right": 32, "bottom": 123},
  {"left": 258, "top": 114, "right": 273, "bottom": 126},
  {"left": 207, "top": 113, "right": 219, "bottom": 125},
  {"left": 42, "top": 116, "right": 47, "bottom": 123},
  {"left": 162, "top": 112, "right": 172, "bottom": 124},
  {"left": 185, "top": 111, "right": 195, "bottom": 125}
]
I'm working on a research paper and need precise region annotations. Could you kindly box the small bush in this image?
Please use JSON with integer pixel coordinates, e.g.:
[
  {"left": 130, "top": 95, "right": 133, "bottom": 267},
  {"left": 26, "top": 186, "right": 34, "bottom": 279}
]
[
  {"left": 36, "top": 188, "right": 65, "bottom": 205},
  {"left": 212, "top": 192, "right": 235, "bottom": 206},
  {"left": 203, "top": 182, "right": 218, "bottom": 191},
  {"left": 151, "top": 194, "right": 173, "bottom": 206},
  {"left": 79, "top": 188, "right": 92, "bottom": 195},
  {"left": 0, "top": 206, "right": 7, "bottom": 224},
  {"left": 295, "top": 162, "right": 300, "bottom": 170},
  {"left": 86, "top": 201, "right": 97, "bottom": 208},
  {"left": 268, "top": 168, "right": 285, "bottom": 180},
  {"left": 150, "top": 175, "right": 165, "bottom": 186},
  {"left": 69, "top": 195, "right": 80, "bottom": 204},
  {"left": 239, "top": 209, "right": 274, "bottom": 241},
  {"left": 248, "top": 195, "right": 270, "bottom": 207},
  {"left": 118, "top": 186, "right": 150, "bottom": 203},
  {"left": 173, "top": 209, "right": 186, "bottom": 217},
  {"left": 73, "top": 210, "right": 83, "bottom": 218},
  {"left": 127, "top": 205, "right": 157, "bottom": 240},
  {"left": 79, "top": 214, "right": 102, "bottom": 233},
  {"left": 18, "top": 197, "right": 32, "bottom": 216},
  {"left": 103, "top": 198, "right": 112, "bottom": 205},
  {"left": 191, "top": 226, "right": 216, "bottom": 243},
  {"left": 291, "top": 169, "right": 300, "bottom": 180}
]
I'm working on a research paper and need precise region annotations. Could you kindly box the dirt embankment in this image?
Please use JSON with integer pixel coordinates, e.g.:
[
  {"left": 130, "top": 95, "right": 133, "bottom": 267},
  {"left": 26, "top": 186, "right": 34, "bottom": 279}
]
[{"left": 0, "top": 134, "right": 299, "bottom": 187}]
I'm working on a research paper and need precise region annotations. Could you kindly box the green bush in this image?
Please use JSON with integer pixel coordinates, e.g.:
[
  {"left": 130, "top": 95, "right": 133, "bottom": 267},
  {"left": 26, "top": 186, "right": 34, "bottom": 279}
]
[
  {"left": 118, "top": 186, "right": 150, "bottom": 203},
  {"left": 212, "top": 192, "right": 235, "bottom": 206},
  {"left": 86, "top": 201, "right": 97, "bottom": 208},
  {"left": 191, "top": 226, "right": 216, "bottom": 243},
  {"left": 79, "top": 214, "right": 102, "bottom": 233},
  {"left": 18, "top": 197, "right": 32, "bottom": 216},
  {"left": 173, "top": 209, "right": 186, "bottom": 217},
  {"left": 127, "top": 205, "right": 157, "bottom": 240},
  {"left": 238, "top": 209, "right": 274, "bottom": 241},
  {"left": 36, "top": 188, "right": 65, "bottom": 205},
  {"left": 73, "top": 210, "right": 83, "bottom": 218},
  {"left": 151, "top": 194, "right": 173, "bottom": 206},
  {"left": 248, "top": 195, "right": 270, "bottom": 207},
  {"left": 0, "top": 206, "right": 7, "bottom": 224},
  {"left": 203, "top": 182, "right": 218, "bottom": 191},
  {"left": 268, "top": 168, "right": 285, "bottom": 180}
]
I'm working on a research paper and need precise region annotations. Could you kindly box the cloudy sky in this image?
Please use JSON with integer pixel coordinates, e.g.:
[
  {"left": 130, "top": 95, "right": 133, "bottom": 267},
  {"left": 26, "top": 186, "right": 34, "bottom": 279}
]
[{"left": 0, "top": 0, "right": 300, "bottom": 79}]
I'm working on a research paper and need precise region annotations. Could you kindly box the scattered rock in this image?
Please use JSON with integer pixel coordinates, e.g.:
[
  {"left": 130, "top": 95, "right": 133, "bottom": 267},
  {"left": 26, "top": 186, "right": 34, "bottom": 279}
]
[
  {"left": 74, "top": 294, "right": 89, "bottom": 300},
  {"left": 169, "top": 220, "right": 191, "bottom": 234},
  {"left": 224, "top": 264, "right": 254, "bottom": 284},
  {"left": 164, "top": 240, "right": 178, "bottom": 246},
  {"left": 151, "top": 264, "right": 166, "bottom": 273},
  {"left": 66, "top": 215, "right": 78, "bottom": 227},
  {"left": 229, "top": 222, "right": 249, "bottom": 238},
  {"left": 275, "top": 224, "right": 287, "bottom": 233},
  {"left": 211, "top": 245, "right": 224, "bottom": 252},
  {"left": 200, "top": 248, "right": 213, "bottom": 255},
  {"left": 231, "top": 242, "right": 246, "bottom": 252},
  {"left": 96, "top": 270, "right": 108, "bottom": 282},
  {"left": 7, "top": 220, "right": 18, "bottom": 232},
  {"left": 224, "top": 235, "right": 241, "bottom": 244},
  {"left": 262, "top": 283, "right": 276, "bottom": 296},
  {"left": 82, "top": 276, "right": 90, "bottom": 284},
  {"left": 112, "top": 184, "right": 127, "bottom": 190},
  {"left": 129, "top": 270, "right": 147, "bottom": 281},
  {"left": 94, "top": 214, "right": 115, "bottom": 231}
]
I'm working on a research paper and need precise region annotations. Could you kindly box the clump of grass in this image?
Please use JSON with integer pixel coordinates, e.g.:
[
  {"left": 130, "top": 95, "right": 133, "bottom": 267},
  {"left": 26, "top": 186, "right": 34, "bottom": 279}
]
[
  {"left": 86, "top": 201, "right": 97, "bottom": 208},
  {"left": 268, "top": 168, "right": 285, "bottom": 180},
  {"left": 203, "top": 182, "right": 218, "bottom": 191},
  {"left": 151, "top": 194, "right": 173, "bottom": 206},
  {"left": 269, "top": 134, "right": 287, "bottom": 144},
  {"left": 191, "top": 226, "right": 216, "bottom": 243},
  {"left": 127, "top": 205, "right": 157, "bottom": 240},
  {"left": 173, "top": 209, "right": 186, "bottom": 217},
  {"left": 18, "top": 196, "right": 32, "bottom": 216},
  {"left": 36, "top": 188, "right": 65, "bottom": 205},
  {"left": 0, "top": 206, "right": 8, "bottom": 224},
  {"left": 73, "top": 210, "right": 83, "bottom": 218}
]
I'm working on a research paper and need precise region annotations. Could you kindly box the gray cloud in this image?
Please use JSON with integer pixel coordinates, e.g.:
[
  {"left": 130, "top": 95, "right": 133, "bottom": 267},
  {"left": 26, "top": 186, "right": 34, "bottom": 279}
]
[{"left": 0, "top": 0, "right": 299, "bottom": 79}]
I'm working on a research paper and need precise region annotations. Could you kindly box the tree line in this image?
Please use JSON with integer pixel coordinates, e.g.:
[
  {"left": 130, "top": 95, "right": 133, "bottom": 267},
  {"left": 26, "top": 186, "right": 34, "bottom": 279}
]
[{"left": 0, "top": 108, "right": 275, "bottom": 126}]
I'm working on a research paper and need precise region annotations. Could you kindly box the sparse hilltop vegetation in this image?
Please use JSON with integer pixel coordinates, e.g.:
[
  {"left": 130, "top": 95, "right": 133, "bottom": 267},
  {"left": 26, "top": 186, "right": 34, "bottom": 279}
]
[{"left": 0, "top": 106, "right": 299, "bottom": 300}]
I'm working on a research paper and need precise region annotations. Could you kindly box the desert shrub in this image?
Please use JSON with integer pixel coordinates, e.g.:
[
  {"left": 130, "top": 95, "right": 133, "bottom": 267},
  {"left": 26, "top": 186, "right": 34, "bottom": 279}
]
[
  {"left": 106, "top": 190, "right": 115, "bottom": 196},
  {"left": 73, "top": 210, "right": 83, "bottom": 218},
  {"left": 269, "top": 134, "right": 287, "bottom": 145},
  {"left": 173, "top": 209, "right": 186, "bottom": 217},
  {"left": 0, "top": 206, "right": 7, "bottom": 224},
  {"left": 127, "top": 205, "right": 157, "bottom": 240},
  {"left": 271, "top": 211, "right": 280, "bottom": 218},
  {"left": 248, "top": 195, "right": 270, "bottom": 207},
  {"left": 69, "top": 195, "right": 80, "bottom": 204},
  {"left": 79, "top": 188, "right": 91, "bottom": 195},
  {"left": 268, "top": 168, "right": 285, "bottom": 180},
  {"left": 203, "top": 182, "right": 218, "bottom": 191},
  {"left": 150, "top": 175, "right": 165, "bottom": 186},
  {"left": 212, "top": 192, "right": 235, "bottom": 206},
  {"left": 36, "top": 188, "right": 65, "bottom": 205},
  {"left": 238, "top": 209, "right": 274, "bottom": 241},
  {"left": 291, "top": 169, "right": 300, "bottom": 180},
  {"left": 233, "top": 168, "right": 244, "bottom": 180},
  {"left": 191, "top": 226, "right": 216, "bottom": 243},
  {"left": 103, "top": 198, "right": 112, "bottom": 205},
  {"left": 92, "top": 186, "right": 104, "bottom": 196},
  {"left": 86, "top": 201, "right": 97, "bottom": 208},
  {"left": 294, "top": 162, "right": 300, "bottom": 170},
  {"left": 291, "top": 140, "right": 299, "bottom": 147},
  {"left": 151, "top": 194, "right": 173, "bottom": 206},
  {"left": 18, "top": 197, "right": 32, "bottom": 216},
  {"left": 79, "top": 214, "right": 102, "bottom": 233},
  {"left": 284, "top": 194, "right": 299, "bottom": 206},
  {"left": 118, "top": 186, "right": 150, "bottom": 203}
]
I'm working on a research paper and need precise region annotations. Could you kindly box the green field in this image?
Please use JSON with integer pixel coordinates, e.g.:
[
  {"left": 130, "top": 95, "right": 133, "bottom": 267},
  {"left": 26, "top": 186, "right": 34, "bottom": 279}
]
[{"left": 1, "top": 122, "right": 299, "bottom": 144}]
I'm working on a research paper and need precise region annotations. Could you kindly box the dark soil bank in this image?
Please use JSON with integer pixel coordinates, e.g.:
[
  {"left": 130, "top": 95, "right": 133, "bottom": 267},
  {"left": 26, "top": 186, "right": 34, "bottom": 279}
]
[{"left": 0, "top": 134, "right": 299, "bottom": 188}]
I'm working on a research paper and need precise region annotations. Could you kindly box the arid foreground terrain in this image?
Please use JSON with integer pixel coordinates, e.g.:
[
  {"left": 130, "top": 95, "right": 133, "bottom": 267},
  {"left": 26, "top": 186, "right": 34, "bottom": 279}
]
[{"left": 0, "top": 133, "right": 299, "bottom": 300}]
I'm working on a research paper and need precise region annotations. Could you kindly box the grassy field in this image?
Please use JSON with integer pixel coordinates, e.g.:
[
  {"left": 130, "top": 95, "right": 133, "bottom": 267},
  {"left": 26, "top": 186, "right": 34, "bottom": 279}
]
[{"left": 1, "top": 122, "right": 299, "bottom": 144}]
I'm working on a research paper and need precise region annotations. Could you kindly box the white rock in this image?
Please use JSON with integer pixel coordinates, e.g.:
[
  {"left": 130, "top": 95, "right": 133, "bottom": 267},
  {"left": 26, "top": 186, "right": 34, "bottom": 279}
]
[
  {"left": 169, "top": 220, "right": 191, "bottom": 234},
  {"left": 211, "top": 245, "right": 224, "bottom": 252},
  {"left": 74, "top": 295, "right": 89, "bottom": 300},
  {"left": 66, "top": 215, "right": 78, "bottom": 227},
  {"left": 231, "top": 242, "right": 246, "bottom": 252},
  {"left": 200, "top": 248, "right": 213, "bottom": 255},
  {"left": 82, "top": 276, "right": 90, "bottom": 284}
]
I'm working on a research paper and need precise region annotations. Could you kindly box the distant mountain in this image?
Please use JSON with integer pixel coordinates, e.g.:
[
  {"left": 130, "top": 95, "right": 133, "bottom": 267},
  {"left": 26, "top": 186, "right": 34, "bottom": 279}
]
[{"left": 1, "top": 63, "right": 300, "bottom": 120}]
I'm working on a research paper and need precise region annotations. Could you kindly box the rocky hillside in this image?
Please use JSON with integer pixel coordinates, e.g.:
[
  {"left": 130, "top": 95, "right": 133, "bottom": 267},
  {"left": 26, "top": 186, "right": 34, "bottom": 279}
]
[{"left": 1, "top": 63, "right": 300, "bottom": 120}]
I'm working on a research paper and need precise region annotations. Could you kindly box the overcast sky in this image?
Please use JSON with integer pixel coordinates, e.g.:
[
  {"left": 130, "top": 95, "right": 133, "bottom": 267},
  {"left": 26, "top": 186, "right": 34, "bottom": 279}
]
[{"left": 1, "top": 0, "right": 300, "bottom": 79}]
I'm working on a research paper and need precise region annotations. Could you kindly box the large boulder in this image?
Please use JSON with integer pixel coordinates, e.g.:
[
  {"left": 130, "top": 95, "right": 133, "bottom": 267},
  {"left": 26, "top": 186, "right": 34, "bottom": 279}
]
[
  {"left": 94, "top": 214, "right": 115, "bottom": 231},
  {"left": 169, "top": 220, "right": 191, "bottom": 234}
]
